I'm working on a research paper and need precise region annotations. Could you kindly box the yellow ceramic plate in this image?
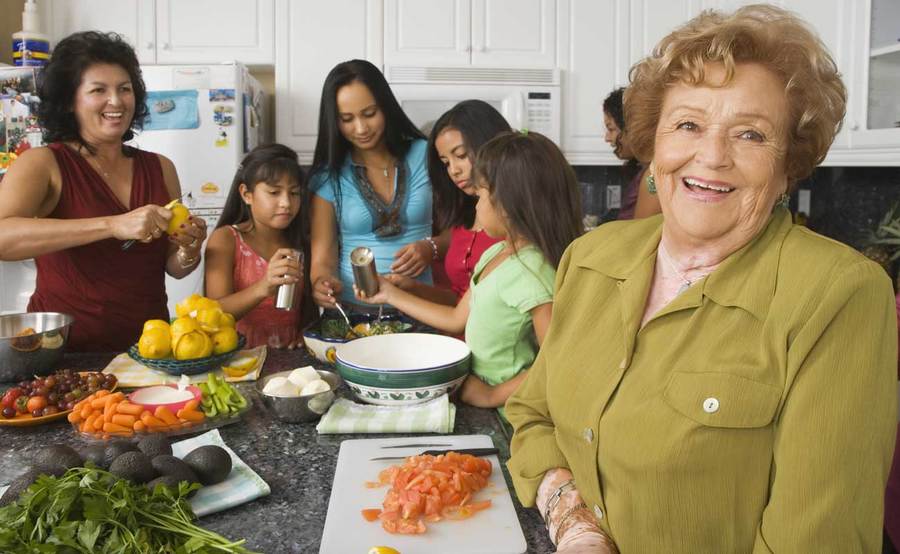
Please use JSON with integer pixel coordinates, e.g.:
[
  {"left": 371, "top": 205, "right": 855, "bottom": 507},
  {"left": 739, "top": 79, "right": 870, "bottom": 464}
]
[{"left": 0, "top": 372, "right": 117, "bottom": 427}]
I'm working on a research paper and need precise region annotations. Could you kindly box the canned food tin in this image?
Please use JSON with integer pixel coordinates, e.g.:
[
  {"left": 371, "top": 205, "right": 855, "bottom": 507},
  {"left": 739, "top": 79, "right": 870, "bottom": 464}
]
[{"left": 350, "top": 247, "right": 379, "bottom": 297}]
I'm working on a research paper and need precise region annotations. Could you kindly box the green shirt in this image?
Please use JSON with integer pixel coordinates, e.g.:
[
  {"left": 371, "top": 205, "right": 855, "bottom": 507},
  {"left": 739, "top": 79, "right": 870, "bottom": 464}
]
[
  {"left": 465, "top": 242, "right": 555, "bottom": 386},
  {"left": 506, "top": 208, "right": 898, "bottom": 553}
]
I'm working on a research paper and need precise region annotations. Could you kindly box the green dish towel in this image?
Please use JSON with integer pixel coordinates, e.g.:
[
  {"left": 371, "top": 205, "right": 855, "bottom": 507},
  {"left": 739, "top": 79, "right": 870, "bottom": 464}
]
[{"left": 316, "top": 396, "right": 456, "bottom": 434}]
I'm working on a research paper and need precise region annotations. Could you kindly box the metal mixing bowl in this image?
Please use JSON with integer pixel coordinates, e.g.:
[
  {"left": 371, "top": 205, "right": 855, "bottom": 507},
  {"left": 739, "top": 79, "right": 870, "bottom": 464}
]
[
  {"left": 0, "top": 312, "right": 74, "bottom": 383},
  {"left": 257, "top": 369, "right": 342, "bottom": 423}
]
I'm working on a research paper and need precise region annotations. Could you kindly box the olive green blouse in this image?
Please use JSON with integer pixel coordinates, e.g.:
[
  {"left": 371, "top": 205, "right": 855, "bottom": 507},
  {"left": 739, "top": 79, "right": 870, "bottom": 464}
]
[{"left": 506, "top": 208, "right": 898, "bottom": 553}]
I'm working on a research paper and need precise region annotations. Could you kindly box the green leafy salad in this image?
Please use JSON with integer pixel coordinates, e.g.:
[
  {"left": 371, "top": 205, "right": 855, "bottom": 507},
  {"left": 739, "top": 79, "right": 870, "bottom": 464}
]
[{"left": 0, "top": 467, "right": 255, "bottom": 553}]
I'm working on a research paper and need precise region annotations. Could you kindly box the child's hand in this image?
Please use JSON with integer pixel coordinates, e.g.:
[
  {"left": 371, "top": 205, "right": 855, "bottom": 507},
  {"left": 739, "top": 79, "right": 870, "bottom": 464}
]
[
  {"left": 390, "top": 240, "right": 433, "bottom": 277},
  {"left": 259, "top": 248, "right": 302, "bottom": 297},
  {"left": 353, "top": 274, "right": 394, "bottom": 305},
  {"left": 384, "top": 272, "right": 415, "bottom": 291},
  {"left": 312, "top": 275, "right": 343, "bottom": 307}
]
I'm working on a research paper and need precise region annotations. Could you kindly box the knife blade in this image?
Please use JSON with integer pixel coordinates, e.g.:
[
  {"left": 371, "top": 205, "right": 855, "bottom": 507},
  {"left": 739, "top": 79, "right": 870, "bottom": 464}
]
[
  {"left": 380, "top": 443, "right": 453, "bottom": 449},
  {"left": 370, "top": 447, "right": 498, "bottom": 461}
]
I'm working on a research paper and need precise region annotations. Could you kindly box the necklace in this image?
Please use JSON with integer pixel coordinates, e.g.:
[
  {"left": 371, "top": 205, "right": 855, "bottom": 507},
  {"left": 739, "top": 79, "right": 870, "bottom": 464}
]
[
  {"left": 658, "top": 242, "right": 713, "bottom": 295},
  {"left": 87, "top": 154, "right": 116, "bottom": 179}
]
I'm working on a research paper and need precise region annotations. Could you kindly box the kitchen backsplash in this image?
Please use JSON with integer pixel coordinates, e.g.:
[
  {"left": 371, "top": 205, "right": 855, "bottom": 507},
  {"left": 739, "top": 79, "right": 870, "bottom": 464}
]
[{"left": 574, "top": 165, "right": 900, "bottom": 251}]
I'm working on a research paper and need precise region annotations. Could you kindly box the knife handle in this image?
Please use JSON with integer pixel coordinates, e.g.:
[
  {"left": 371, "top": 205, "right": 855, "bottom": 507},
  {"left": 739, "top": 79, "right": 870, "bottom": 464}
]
[{"left": 422, "top": 447, "right": 499, "bottom": 457}]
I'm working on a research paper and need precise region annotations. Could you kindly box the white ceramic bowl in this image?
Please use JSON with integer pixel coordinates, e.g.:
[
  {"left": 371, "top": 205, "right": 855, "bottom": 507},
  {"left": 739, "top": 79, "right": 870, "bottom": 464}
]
[{"left": 334, "top": 333, "right": 471, "bottom": 406}]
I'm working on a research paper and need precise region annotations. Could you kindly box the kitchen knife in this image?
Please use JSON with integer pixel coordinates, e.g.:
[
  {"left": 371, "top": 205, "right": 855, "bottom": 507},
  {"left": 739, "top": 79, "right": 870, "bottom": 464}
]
[
  {"left": 380, "top": 443, "right": 453, "bottom": 449},
  {"left": 370, "top": 447, "right": 498, "bottom": 461}
]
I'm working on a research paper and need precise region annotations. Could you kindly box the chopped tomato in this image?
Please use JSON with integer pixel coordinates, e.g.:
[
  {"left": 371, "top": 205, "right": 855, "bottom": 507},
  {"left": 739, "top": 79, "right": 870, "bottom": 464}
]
[
  {"left": 363, "top": 452, "right": 494, "bottom": 534},
  {"left": 361, "top": 508, "right": 382, "bottom": 522}
]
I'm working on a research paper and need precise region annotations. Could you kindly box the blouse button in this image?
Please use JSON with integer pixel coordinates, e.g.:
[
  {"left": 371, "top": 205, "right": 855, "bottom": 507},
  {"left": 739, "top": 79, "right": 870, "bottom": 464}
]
[
  {"left": 593, "top": 504, "right": 604, "bottom": 520},
  {"left": 583, "top": 428, "right": 594, "bottom": 443},
  {"left": 702, "top": 397, "right": 720, "bottom": 414}
]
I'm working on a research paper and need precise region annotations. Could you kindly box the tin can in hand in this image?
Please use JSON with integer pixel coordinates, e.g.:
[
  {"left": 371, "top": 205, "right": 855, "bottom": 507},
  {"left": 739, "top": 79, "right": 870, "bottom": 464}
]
[
  {"left": 275, "top": 250, "right": 301, "bottom": 310},
  {"left": 350, "top": 246, "right": 379, "bottom": 297}
]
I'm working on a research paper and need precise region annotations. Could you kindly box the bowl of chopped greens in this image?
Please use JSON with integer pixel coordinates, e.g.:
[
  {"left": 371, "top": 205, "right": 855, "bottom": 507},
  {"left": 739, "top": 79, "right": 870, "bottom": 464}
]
[{"left": 302, "top": 313, "right": 413, "bottom": 364}]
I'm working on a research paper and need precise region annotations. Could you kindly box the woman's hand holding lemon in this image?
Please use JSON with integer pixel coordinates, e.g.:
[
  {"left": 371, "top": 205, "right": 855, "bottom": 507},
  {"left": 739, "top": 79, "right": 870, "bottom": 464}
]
[
  {"left": 164, "top": 200, "right": 207, "bottom": 261},
  {"left": 109, "top": 204, "right": 172, "bottom": 242}
]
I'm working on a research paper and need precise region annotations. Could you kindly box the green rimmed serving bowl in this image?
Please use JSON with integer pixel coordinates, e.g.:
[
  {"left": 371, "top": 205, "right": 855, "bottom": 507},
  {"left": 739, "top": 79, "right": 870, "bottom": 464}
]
[{"left": 334, "top": 333, "right": 470, "bottom": 406}]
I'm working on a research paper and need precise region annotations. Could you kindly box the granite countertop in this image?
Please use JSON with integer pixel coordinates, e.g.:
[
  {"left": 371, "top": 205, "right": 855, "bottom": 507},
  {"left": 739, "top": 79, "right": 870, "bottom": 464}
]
[{"left": 0, "top": 349, "right": 553, "bottom": 553}]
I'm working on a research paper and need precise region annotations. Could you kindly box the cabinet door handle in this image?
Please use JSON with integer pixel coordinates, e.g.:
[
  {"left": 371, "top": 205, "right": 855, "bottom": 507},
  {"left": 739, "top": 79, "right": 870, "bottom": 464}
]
[
  {"left": 163, "top": 43, "right": 172, "bottom": 50},
  {"left": 146, "top": 41, "right": 154, "bottom": 50}
]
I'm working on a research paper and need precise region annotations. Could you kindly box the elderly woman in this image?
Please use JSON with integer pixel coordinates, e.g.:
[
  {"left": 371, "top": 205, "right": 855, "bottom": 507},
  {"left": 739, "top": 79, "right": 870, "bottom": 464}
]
[
  {"left": 506, "top": 5, "right": 898, "bottom": 553},
  {"left": 0, "top": 32, "right": 206, "bottom": 351}
]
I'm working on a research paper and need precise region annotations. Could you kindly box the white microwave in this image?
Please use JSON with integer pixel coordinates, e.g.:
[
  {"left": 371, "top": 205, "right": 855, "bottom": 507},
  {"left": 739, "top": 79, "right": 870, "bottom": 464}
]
[{"left": 386, "top": 66, "right": 561, "bottom": 145}]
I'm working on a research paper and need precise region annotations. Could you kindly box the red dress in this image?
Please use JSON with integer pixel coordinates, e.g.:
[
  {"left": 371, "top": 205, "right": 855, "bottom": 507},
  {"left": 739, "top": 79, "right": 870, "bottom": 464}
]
[
  {"left": 28, "top": 143, "right": 170, "bottom": 352},
  {"left": 228, "top": 226, "right": 301, "bottom": 348},
  {"left": 444, "top": 226, "right": 500, "bottom": 298}
]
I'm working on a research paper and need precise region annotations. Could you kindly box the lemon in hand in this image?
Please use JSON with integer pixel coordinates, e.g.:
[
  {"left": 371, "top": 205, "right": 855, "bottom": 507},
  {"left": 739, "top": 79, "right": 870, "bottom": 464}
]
[
  {"left": 165, "top": 199, "right": 191, "bottom": 236},
  {"left": 172, "top": 330, "right": 213, "bottom": 360},
  {"left": 211, "top": 326, "right": 239, "bottom": 355},
  {"left": 139, "top": 328, "right": 171, "bottom": 359}
]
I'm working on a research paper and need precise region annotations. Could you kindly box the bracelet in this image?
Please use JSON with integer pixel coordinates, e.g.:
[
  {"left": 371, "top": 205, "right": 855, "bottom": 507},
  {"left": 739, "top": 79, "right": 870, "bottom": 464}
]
[
  {"left": 554, "top": 502, "right": 589, "bottom": 545},
  {"left": 543, "top": 478, "right": 576, "bottom": 527},
  {"left": 423, "top": 236, "right": 439, "bottom": 260},
  {"left": 176, "top": 248, "right": 199, "bottom": 268}
]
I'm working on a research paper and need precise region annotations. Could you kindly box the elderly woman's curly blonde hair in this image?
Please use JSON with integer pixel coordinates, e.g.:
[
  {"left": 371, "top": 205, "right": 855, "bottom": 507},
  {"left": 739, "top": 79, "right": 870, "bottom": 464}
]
[{"left": 624, "top": 4, "right": 846, "bottom": 186}]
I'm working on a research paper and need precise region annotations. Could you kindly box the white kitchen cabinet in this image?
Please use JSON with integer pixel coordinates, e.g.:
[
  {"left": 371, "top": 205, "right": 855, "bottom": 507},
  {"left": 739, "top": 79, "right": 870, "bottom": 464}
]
[
  {"left": 384, "top": 0, "right": 556, "bottom": 68},
  {"left": 46, "top": 0, "right": 274, "bottom": 66},
  {"left": 275, "top": 0, "right": 384, "bottom": 164}
]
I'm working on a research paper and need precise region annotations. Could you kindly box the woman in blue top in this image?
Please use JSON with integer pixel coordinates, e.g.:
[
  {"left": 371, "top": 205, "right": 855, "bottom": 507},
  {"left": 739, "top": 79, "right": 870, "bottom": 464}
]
[{"left": 309, "top": 59, "right": 433, "bottom": 308}]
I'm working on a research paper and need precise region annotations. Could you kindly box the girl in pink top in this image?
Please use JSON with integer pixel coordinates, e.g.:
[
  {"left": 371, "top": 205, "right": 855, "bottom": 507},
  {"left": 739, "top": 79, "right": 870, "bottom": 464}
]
[
  {"left": 389, "top": 100, "right": 509, "bottom": 303},
  {"left": 204, "top": 144, "right": 315, "bottom": 348}
]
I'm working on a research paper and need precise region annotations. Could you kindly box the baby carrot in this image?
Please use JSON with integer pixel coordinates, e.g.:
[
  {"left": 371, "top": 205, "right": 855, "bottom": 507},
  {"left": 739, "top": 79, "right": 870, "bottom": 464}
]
[
  {"left": 92, "top": 414, "right": 105, "bottom": 431},
  {"left": 90, "top": 396, "right": 109, "bottom": 409},
  {"left": 67, "top": 411, "right": 82, "bottom": 424},
  {"left": 111, "top": 413, "right": 136, "bottom": 427},
  {"left": 155, "top": 406, "right": 179, "bottom": 426},
  {"left": 141, "top": 412, "right": 166, "bottom": 428},
  {"left": 176, "top": 408, "right": 204, "bottom": 422},
  {"left": 94, "top": 389, "right": 110, "bottom": 398},
  {"left": 133, "top": 420, "right": 146, "bottom": 432},
  {"left": 116, "top": 402, "right": 144, "bottom": 416},
  {"left": 102, "top": 422, "right": 133, "bottom": 435},
  {"left": 183, "top": 399, "right": 200, "bottom": 412}
]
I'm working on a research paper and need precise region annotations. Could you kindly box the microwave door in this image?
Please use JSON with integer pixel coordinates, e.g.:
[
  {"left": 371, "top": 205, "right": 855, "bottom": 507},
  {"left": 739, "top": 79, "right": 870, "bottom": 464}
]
[{"left": 392, "top": 84, "right": 520, "bottom": 135}]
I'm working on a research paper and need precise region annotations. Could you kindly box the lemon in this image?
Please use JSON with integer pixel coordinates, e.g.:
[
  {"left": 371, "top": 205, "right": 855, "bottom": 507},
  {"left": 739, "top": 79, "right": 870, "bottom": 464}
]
[
  {"left": 139, "top": 328, "right": 172, "bottom": 359},
  {"left": 175, "top": 294, "right": 203, "bottom": 318},
  {"left": 172, "top": 330, "right": 213, "bottom": 360},
  {"left": 220, "top": 312, "right": 236, "bottom": 328},
  {"left": 143, "top": 319, "right": 171, "bottom": 334},
  {"left": 196, "top": 307, "right": 225, "bottom": 334},
  {"left": 368, "top": 548, "right": 401, "bottom": 554},
  {"left": 166, "top": 201, "right": 191, "bottom": 236},
  {"left": 195, "top": 297, "right": 221, "bottom": 313},
  {"left": 211, "top": 326, "right": 239, "bottom": 355},
  {"left": 170, "top": 315, "right": 201, "bottom": 339},
  {"left": 222, "top": 355, "right": 257, "bottom": 377}
]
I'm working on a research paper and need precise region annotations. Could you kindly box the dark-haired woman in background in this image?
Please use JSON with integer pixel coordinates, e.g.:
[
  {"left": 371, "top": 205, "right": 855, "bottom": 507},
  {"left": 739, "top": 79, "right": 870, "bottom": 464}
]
[
  {"left": 203, "top": 144, "right": 316, "bottom": 349},
  {"left": 309, "top": 59, "right": 432, "bottom": 308},
  {"left": 386, "top": 100, "right": 509, "bottom": 305},
  {"left": 0, "top": 31, "right": 206, "bottom": 351},
  {"left": 603, "top": 87, "right": 660, "bottom": 220}
]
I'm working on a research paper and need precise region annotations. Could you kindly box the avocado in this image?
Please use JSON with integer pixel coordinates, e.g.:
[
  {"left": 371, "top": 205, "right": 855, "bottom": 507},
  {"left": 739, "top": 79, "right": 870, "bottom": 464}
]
[
  {"left": 79, "top": 444, "right": 108, "bottom": 469},
  {"left": 104, "top": 440, "right": 138, "bottom": 467},
  {"left": 108, "top": 451, "right": 157, "bottom": 484},
  {"left": 138, "top": 435, "right": 172, "bottom": 459},
  {"left": 145, "top": 474, "right": 183, "bottom": 493},
  {"left": 30, "top": 462, "right": 68, "bottom": 479},
  {"left": 151, "top": 455, "right": 198, "bottom": 485},
  {"left": 182, "top": 445, "right": 232, "bottom": 485},
  {"left": 33, "top": 444, "right": 82, "bottom": 470},
  {"left": 0, "top": 469, "right": 41, "bottom": 506}
]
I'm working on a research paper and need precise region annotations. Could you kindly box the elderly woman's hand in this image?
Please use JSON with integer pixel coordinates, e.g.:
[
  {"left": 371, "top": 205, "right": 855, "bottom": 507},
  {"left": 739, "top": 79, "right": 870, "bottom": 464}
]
[
  {"left": 555, "top": 526, "right": 618, "bottom": 554},
  {"left": 109, "top": 204, "right": 171, "bottom": 242},
  {"left": 390, "top": 240, "right": 433, "bottom": 277}
]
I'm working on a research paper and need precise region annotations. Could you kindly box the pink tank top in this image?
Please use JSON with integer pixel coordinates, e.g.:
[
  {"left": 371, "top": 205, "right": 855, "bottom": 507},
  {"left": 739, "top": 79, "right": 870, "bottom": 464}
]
[{"left": 228, "top": 226, "right": 301, "bottom": 348}]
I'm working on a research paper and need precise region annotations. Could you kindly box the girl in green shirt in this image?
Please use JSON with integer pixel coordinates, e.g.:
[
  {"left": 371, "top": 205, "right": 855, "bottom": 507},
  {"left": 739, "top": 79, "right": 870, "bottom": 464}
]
[{"left": 354, "top": 131, "right": 583, "bottom": 408}]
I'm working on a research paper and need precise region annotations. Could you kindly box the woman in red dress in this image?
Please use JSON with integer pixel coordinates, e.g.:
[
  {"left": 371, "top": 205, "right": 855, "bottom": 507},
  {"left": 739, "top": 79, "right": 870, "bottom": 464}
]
[{"left": 0, "top": 32, "right": 207, "bottom": 351}]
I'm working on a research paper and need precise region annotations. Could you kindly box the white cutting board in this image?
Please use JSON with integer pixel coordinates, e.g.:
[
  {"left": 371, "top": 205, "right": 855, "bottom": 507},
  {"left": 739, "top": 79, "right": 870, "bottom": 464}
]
[{"left": 319, "top": 434, "right": 527, "bottom": 554}]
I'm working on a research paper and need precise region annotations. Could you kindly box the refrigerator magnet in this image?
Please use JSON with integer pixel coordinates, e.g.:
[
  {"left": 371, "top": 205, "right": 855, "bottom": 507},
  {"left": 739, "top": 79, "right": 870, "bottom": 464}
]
[
  {"left": 215, "top": 130, "right": 228, "bottom": 147},
  {"left": 209, "top": 88, "right": 235, "bottom": 102}
]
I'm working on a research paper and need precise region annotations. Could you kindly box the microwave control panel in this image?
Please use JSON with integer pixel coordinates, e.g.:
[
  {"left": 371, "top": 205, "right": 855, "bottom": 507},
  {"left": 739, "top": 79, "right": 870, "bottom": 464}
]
[{"left": 525, "top": 91, "right": 556, "bottom": 140}]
